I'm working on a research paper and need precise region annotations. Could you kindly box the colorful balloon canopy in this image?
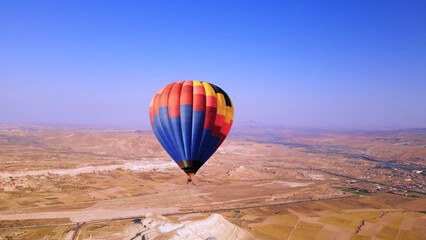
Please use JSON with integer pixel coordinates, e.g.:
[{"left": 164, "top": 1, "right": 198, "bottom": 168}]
[{"left": 149, "top": 81, "right": 234, "bottom": 178}]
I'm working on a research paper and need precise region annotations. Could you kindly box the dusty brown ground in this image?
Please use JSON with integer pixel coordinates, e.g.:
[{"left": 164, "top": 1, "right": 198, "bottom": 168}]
[
  {"left": 1, "top": 193, "right": 424, "bottom": 240},
  {"left": 0, "top": 124, "right": 425, "bottom": 239}
]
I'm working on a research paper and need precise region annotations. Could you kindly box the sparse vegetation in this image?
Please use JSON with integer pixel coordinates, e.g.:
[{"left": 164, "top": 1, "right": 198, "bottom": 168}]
[
  {"left": 343, "top": 188, "right": 368, "bottom": 195},
  {"left": 0, "top": 126, "right": 424, "bottom": 239},
  {"left": 0, "top": 218, "right": 71, "bottom": 228}
]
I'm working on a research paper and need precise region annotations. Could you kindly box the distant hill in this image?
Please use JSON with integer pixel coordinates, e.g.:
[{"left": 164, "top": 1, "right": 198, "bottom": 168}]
[{"left": 231, "top": 121, "right": 426, "bottom": 138}]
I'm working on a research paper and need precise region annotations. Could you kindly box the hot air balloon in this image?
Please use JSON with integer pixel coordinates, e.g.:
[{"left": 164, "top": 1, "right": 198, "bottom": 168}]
[{"left": 149, "top": 81, "right": 234, "bottom": 183}]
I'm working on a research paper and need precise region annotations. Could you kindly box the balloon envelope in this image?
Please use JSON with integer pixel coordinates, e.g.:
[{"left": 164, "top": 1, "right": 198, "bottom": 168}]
[{"left": 149, "top": 81, "right": 234, "bottom": 177}]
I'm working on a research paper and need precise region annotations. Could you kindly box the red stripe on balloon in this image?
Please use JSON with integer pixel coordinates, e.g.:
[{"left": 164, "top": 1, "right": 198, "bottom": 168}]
[
  {"left": 203, "top": 106, "right": 217, "bottom": 130},
  {"left": 168, "top": 82, "right": 183, "bottom": 117},
  {"left": 216, "top": 119, "right": 233, "bottom": 149},
  {"left": 149, "top": 106, "right": 154, "bottom": 124},
  {"left": 153, "top": 93, "right": 161, "bottom": 116},
  {"left": 193, "top": 94, "right": 206, "bottom": 111},
  {"left": 193, "top": 85, "right": 205, "bottom": 95},
  {"left": 180, "top": 81, "right": 193, "bottom": 105},
  {"left": 212, "top": 114, "right": 225, "bottom": 137},
  {"left": 206, "top": 96, "right": 217, "bottom": 108},
  {"left": 160, "top": 83, "right": 174, "bottom": 107}
]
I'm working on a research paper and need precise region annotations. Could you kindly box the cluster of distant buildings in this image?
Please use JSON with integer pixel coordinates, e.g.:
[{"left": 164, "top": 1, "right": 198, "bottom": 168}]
[{"left": 342, "top": 166, "right": 424, "bottom": 196}]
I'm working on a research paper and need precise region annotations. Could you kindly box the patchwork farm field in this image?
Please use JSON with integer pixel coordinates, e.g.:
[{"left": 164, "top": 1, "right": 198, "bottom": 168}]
[
  {"left": 0, "top": 125, "right": 425, "bottom": 239},
  {"left": 1, "top": 193, "right": 424, "bottom": 240}
]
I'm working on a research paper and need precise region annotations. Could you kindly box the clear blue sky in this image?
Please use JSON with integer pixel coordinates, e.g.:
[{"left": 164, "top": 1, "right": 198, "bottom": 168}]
[{"left": 1, "top": 1, "right": 425, "bottom": 129}]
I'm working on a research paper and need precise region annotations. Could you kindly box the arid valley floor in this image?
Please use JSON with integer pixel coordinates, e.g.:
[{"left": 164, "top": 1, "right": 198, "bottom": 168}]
[{"left": 0, "top": 123, "right": 425, "bottom": 240}]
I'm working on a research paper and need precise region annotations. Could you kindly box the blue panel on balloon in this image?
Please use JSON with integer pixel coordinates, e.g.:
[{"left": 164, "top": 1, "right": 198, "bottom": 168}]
[
  {"left": 203, "top": 137, "right": 222, "bottom": 162},
  {"left": 180, "top": 105, "right": 193, "bottom": 160},
  {"left": 169, "top": 116, "right": 186, "bottom": 161},
  {"left": 191, "top": 111, "right": 205, "bottom": 160},
  {"left": 153, "top": 115, "right": 179, "bottom": 162},
  {"left": 197, "top": 130, "right": 221, "bottom": 163},
  {"left": 159, "top": 107, "right": 183, "bottom": 162}
]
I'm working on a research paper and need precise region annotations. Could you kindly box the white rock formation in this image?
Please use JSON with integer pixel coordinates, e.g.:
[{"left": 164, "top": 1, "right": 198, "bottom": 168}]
[
  {"left": 142, "top": 213, "right": 253, "bottom": 240},
  {"left": 227, "top": 166, "right": 247, "bottom": 177}
]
